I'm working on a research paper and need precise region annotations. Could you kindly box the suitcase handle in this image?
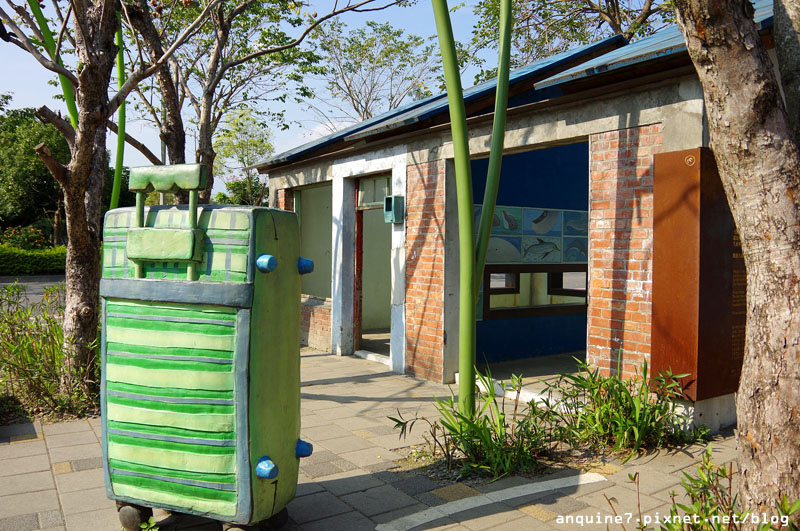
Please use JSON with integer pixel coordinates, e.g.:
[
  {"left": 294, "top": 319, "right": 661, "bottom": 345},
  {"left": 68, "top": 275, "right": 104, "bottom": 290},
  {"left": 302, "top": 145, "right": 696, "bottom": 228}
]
[{"left": 128, "top": 164, "right": 209, "bottom": 280}]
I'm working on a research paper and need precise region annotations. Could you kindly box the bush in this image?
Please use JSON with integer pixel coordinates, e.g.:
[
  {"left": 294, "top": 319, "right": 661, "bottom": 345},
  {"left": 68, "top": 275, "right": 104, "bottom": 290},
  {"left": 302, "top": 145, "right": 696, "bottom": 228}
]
[
  {"left": 0, "top": 283, "right": 99, "bottom": 418},
  {"left": 392, "top": 358, "right": 708, "bottom": 478},
  {"left": 545, "top": 357, "right": 709, "bottom": 459},
  {"left": 0, "top": 226, "right": 49, "bottom": 250},
  {"left": 0, "top": 244, "right": 66, "bottom": 275}
]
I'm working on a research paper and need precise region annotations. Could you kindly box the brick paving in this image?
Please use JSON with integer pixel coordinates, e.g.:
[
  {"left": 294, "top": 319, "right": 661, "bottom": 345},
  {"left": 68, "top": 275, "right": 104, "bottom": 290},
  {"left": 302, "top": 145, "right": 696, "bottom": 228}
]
[{"left": 0, "top": 348, "right": 737, "bottom": 531}]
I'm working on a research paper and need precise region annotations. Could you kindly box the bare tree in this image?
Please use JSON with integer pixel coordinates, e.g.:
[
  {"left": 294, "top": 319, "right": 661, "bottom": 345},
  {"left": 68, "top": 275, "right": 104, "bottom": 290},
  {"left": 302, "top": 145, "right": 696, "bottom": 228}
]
[
  {"left": 0, "top": 0, "right": 224, "bottom": 390},
  {"left": 307, "top": 19, "right": 440, "bottom": 132},
  {"left": 672, "top": 0, "right": 800, "bottom": 522},
  {"left": 123, "top": 0, "right": 399, "bottom": 202}
]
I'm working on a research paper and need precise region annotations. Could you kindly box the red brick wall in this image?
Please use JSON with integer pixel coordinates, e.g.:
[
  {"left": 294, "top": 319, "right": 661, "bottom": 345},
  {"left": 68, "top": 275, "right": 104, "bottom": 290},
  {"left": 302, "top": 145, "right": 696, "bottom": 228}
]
[
  {"left": 405, "top": 160, "right": 446, "bottom": 381},
  {"left": 275, "top": 188, "right": 294, "bottom": 211},
  {"left": 587, "top": 124, "right": 663, "bottom": 379},
  {"left": 300, "top": 295, "right": 332, "bottom": 351}
]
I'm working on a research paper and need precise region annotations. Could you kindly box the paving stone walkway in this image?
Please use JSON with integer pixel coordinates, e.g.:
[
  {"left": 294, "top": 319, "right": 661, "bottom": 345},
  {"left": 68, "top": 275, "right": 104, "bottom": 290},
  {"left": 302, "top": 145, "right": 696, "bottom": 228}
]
[{"left": 0, "top": 348, "right": 738, "bottom": 531}]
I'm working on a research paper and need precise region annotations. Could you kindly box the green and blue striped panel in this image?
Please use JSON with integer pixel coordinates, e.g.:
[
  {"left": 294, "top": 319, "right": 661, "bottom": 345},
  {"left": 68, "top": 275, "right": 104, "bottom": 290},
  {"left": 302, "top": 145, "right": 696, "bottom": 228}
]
[
  {"left": 104, "top": 299, "right": 240, "bottom": 516},
  {"left": 102, "top": 208, "right": 250, "bottom": 283}
]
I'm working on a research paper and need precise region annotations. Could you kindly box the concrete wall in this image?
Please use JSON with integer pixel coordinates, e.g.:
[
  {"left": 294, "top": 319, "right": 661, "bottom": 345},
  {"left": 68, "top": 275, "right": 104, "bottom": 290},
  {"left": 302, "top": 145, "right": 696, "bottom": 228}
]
[{"left": 267, "top": 75, "right": 707, "bottom": 384}]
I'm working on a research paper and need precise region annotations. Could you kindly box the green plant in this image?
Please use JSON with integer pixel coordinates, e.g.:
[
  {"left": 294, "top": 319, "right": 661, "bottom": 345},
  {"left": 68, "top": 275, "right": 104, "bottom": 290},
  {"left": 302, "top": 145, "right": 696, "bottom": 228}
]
[
  {"left": 393, "top": 359, "right": 708, "bottom": 479},
  {"left": 393, "top": 370, "right": 547, "bottom": 478},
  {"left": 0, "top": 244, "right": 66, "bottom": 275},
  {"left": 139, "top": 516, "right": 159, "bottom": 530},
  {"left": 0, "top": 283, "right": 99, "bottom": 417},
  {"left": 546, "top": 355, "right": 705, "bottom": 460},
  {"left": 612, "top": 446, "right": 800, "bottom": 530},
  {"left": 0, "top": 226, "right": 50, "bottom": 250}
]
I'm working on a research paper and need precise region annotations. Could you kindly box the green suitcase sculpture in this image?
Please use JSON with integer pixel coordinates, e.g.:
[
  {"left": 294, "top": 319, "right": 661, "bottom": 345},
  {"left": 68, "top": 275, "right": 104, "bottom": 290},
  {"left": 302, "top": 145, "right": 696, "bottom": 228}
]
[{"left": 99, "top": 164, "right": 314, "bottom": 530}]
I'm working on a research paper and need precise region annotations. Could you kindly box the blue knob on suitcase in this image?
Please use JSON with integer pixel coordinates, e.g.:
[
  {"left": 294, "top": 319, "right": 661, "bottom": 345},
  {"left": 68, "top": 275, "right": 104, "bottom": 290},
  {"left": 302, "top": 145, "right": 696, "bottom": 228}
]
[
  {"left": 297, "top": 257, "right": 314, "bottom": 275},
  {"left": 256, "top": 254, "right": 278, "bottom": 273},
  {"left": 256, "top": 456, "right": 279, "bottom": 479},
  {"left": 296, "top": 439, "right": 313, "bottom": 458}
]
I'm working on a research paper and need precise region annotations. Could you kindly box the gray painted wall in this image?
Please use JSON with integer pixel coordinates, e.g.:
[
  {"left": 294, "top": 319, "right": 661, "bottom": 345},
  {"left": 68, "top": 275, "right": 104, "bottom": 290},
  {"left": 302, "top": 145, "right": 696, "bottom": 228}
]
[
  {"left": 297, "top": 183, "right": 332, "bottom": 299},
  {"left": 361, "top": 209, "right": 392, "bottom": 330}
]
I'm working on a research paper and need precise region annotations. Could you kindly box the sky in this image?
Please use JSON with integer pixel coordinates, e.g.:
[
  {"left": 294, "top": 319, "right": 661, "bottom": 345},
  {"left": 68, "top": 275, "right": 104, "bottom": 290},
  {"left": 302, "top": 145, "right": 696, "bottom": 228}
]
[{"left": 0, "top": 1, "right": 481, "bottom": 196}]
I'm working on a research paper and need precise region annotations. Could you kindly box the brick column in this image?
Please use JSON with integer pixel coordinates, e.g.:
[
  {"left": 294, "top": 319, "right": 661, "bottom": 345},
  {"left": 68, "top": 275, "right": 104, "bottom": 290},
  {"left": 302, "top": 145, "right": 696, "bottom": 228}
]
[
  {"left": 587, "top": 124, "right": 663, "bottom": 379},
  {"left": 275, "top": 188, "right": 294, "bottom": 211},
  {"left": 300, "top": 295, "right": 332, "bottom": 351},
  {"left": 405, "top": 160, "right": 446, "bottom": 381}
]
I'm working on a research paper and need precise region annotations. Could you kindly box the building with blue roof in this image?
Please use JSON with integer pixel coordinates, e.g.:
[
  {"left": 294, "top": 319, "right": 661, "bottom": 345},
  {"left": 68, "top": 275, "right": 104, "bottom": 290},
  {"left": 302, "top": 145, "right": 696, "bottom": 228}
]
[{"left": 257, "top": 0, "right": 775, "bottom": 432}]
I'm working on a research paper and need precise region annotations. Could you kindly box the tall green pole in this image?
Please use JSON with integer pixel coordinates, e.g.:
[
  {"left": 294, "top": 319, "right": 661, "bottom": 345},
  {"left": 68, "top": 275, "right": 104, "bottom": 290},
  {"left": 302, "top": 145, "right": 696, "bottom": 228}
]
[
  {"left": 26, "top": 0, "right": 79, "bottom": 129},
  {"left": 473, "top": 0, "right": 513, "bottom": 297},
  {"left": 431, "top": 0, "right": 476, "bottom": 416},
  {"left": 110, "top": 25, "right": 126, "bottom": 210},
  {"left": 432, "top": 0, "right": 513, "bottom": 416}
]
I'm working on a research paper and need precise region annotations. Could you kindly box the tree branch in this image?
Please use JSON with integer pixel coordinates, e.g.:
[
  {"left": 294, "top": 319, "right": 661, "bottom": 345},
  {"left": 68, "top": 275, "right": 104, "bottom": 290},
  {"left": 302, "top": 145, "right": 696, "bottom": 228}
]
[
  {"left": 214, "top": 0, "right": 399, "bottom": 87},
  {"left": 8, "top": 0, "right": 44, "bottom": 43},
  {"left": 54, "top": 2, "right": 71, "bottom": 59},
  {"left": 35, "top": 105, "right": 76, "bottom": 149},
  {"left": 0, "top": 5, "right": 79, "bottom": 85},
  {"left": 106, "top": 120, "right": 163, "bottom": 165},
  {"left": 108, "top": 0, "right": 226, "bottom": 115},
  {"left": 34, "top": 143, "right": 68, "bottom": 186}
]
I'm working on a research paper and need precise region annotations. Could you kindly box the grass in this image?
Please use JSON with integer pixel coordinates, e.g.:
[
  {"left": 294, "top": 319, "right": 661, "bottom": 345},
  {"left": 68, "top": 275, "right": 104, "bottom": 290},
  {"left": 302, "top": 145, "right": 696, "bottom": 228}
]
[
  {"left": 0, "top": 282, "right": 99, "bottom": 420},
  {"left": 611, "top": 447, "right": 800, "bottom": 530}
]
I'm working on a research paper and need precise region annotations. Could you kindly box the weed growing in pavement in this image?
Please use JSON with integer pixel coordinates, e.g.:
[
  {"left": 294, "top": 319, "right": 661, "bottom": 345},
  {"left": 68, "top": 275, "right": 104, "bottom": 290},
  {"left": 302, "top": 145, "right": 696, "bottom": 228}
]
[
  {"left": 547, "top": 356, "right": 710, "bottom": 460},
  {"left": 607, "top": 447, "right": 800, "bottom": 530},
  {"left": 392, "top": 356, "right": 708, "bottom": 479},
  {"left": 392, "top": 370, "right": 547, "bottom": 478},
  {"left": 139, "top": 516, "right": 160, "bottom": 530},
  {"left": 0, "top": 283, "right": 99, "bottom": 419}
]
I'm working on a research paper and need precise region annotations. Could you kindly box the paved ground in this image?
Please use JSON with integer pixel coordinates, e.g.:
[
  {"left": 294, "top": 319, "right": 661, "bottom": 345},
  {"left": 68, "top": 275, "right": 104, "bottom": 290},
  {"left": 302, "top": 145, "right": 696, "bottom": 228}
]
[
  {"left": 0, "top": 275, "right": 65, "bottom": 306},
  {"left": 0, "top": 348, "right": 738, "bottom": 531}
]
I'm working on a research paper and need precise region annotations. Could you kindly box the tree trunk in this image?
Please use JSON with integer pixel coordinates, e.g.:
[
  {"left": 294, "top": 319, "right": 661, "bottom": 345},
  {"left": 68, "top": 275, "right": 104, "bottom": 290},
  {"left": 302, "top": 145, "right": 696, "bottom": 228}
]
[
  {"left": 50, "top": 2, "right": 118, "bottom": 394},
  {"left": 673, "top": 0, "right": 800, "bottom": 524},
  {"left": 58, "top": 125, "right": 106, "bottom": 393},
  {"left": 127, "top": 0, "right": 186, "bottom": 166},
  {"left": 774, "top": 0, "right": 800, "bottom": 140},
  {"left": 195, "top": 105, "right": 216, "bottom": 204}
]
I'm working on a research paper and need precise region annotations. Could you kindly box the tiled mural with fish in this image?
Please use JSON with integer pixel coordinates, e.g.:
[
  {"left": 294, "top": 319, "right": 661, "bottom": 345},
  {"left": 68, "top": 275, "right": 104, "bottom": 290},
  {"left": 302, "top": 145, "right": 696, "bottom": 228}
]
[{"left": 475, "top": 205, "right": 588, "bottom": 264}]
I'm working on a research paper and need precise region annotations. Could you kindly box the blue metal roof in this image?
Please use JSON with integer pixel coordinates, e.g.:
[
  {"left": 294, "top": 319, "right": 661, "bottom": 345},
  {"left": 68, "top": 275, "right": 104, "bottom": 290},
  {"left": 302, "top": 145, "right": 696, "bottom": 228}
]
[
  {"left": 536, "top": 0, "right": 773, "bottom": 90},
  {"left": 258, "top": 93, "right": 448, "bottom": 168},
  {"left": 261, "top": 0, "right": 774, "bottom": 170},
  {"left": 344, "top": 34, "right": 626, "bottom": 142},
  {"left": 259, "top": 34, "right": 625, "bottom": 169}
]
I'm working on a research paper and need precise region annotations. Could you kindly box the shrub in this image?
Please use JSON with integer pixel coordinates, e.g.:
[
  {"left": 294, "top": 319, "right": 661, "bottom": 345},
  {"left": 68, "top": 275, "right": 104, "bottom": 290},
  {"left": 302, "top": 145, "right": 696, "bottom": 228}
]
[
  {"left": 392, "top": 359, "right": 707, "bottom": 478},
  {"left": 546, "top": 357, "right": 709, "bottom": 459},
  {"left": 0, "top": 226, "right": 49, "bottom": 250},
  {"left": 0, "top": 244, "right": 66, "bottom": 275},
  {"left": 0, "top": 283, "right": 99, "bottom": 417}
]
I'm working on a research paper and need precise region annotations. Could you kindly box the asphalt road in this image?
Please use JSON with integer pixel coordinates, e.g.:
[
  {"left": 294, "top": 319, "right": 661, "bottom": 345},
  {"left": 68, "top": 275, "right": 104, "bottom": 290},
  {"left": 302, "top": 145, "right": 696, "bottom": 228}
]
[{"left": 0, "top": 274, "right": 66, "bottom": 306}]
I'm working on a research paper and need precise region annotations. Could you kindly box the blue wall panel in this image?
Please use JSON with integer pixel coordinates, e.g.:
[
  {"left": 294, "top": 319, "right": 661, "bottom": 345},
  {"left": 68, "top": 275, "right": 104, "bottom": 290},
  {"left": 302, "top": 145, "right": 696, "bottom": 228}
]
[
  {"left": 471, "top": 142, "right": 589, "bottom": 210},
  {"left": 476, "top": 314, "right": 587, "bottom": 363},
  {"left": 472, "top": 144, "right": 589, "bottom": 363}
]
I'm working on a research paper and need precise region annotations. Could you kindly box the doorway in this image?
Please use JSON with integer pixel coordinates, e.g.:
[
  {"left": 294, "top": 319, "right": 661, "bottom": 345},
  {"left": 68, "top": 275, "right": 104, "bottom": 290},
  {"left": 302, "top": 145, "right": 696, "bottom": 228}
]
[{"left": 354, "top": 175, "right": 392, "bottom": 357}]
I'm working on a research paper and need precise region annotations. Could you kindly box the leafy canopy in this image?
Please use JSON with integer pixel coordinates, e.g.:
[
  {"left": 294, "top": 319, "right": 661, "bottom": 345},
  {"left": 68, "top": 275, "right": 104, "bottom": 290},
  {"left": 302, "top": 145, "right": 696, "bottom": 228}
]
[
  {"left": 213, "top": 109, "right": 272, "bottom": 206},
  {"left": 470, "top": 0, "right": 672, "bottom": 81},
  {"left": 0, "top": 104, "right": 69, "bottom": 226}
]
